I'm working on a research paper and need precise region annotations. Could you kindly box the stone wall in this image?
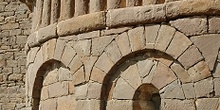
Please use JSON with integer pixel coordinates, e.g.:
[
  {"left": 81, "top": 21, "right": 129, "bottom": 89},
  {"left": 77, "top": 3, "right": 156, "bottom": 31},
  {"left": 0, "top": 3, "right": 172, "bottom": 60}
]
[{"left": 0, "top": 0, "right": 31, "bottom": 110}]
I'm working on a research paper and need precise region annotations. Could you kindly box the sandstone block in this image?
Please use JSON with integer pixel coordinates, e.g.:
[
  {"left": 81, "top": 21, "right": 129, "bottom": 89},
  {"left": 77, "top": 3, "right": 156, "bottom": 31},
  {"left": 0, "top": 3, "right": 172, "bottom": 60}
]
[
  {"left": 77, "top": 30, "right": 100, "bottom": 40},
  {"left": 166, "top": 31, "right": 192, "bottom": 59},
  {"left": 128, "top": 27, "right": 145, "bottom": 52},
  {"left": 161, "top": 99, "right": 195, "bottom": 110},
  {"left": 196, "top": 98, "right": 219, "bottom": 110},
  {"left": 81, "top": 56, "right": 98, "bottom": 81},
  {"left": 137, "top": 59, "right": 155, "bottom": 78},
  {"left": 155, "top": 25, "right": 176, "bottom": 52},
  {"left": 115, "top": 32, "right": 132, "bottom": 56},
  {"left": 57, "top": 12, "right": 106, "bottom": 36},
  {"left": 105, "top": 41, "right": 122, "bottom": 63},
  {"left": 95, "top": 52, "right": 114, "bottom": 73},
  {"left": 145, "top": 24, "right": 160, "bottom": 48},
  {"left": 89, "top": 0, "right": 101, "bottom": 13},
  {"left": 107, "top": 0, "right": 120, "bottom": 9},
  {"left": 191, "top": 34, "right": 220, "bottom": 71},
  {"left": 43, "top": 68, "right": 59, "bottom": 86},
  {"left": 92, "top": 35, "right": 114, "bottom": 56},
  {"left": 48, "top": 82, "right": 69, "bottom": 98},
  {"left": 37, "top": 23, "right": 57, "bottom": 43},
  {"left": 40, "top": 86, "right": 48, "bottom": 101},
  {"left": 68, "top": 55, "right": 83, "bottom": 74},
  {"left": 61, "top": 44, "right": 76, "bottom": 66},
  {"left": 54, "top": 39, "right": 65, "bottom": 60},
  {"left": 171, "top": 63, "right": 191, "bottom": 83},
  {"left": 57, "top": 95, "right": 75, "bottom": 110},
  {"left": 214, "top": 63, "right": 220, "bottom": 78},
  {"left": 178, "top": 46, "right": 203, "bottom": 69},
  {"left": 209, "top": 16, "right": 220, "bottom": 33},
  {"left": 101, "top": 27, "right": 132, "bottom": 36},
  {"left": 91, "top": 66, "right": 106, "bottom": 83},
  {"left": 106, "top": 100, "right": 133, "bottom": 110},
  {"left": 40, "top": 98, "right": 57, "bottom": 110},
  {"left": 75, "top": 100, "right": 100, "bottom": 110},
  {"left": 75, "top": 0, "right": 88, "bottom": 16},
  {"left": 194, "top": 78, "right": 213, "bottom": 98},
  {"left": 113, "top": 78, "right": 135, "bottom": 99},
  {"left": 75, "top": 84, "right": 88, "bottom": 100},
  {"left": 58, "top": 67, "right": 71, "bottom": 81},
  {"left": 74, "top": 39, "right": 91, "bottom": 57},
  {"left": 87, "top": 82, "right": 102, "bottom": 99},
  {"left": 47, "top": 39, "right": 57, "bottom": 59},
  {"left": 214, "top": 78, "right": 220, "bottom": 96},
  {"left": 72, "top": 67, "right": 85, "bottom": 85},
  {"left": 182, "top": 83, "right": 195, "bottom": 99}
]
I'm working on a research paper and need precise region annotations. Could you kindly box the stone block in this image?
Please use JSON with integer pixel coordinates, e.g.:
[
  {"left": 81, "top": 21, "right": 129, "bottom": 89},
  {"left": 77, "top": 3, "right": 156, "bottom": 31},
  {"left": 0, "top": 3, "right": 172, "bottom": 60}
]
[
  {"left": 75, "top": 84, "right": 88, "bottom": 100},
  {"left": 92, "top": 35, "right": 114, "bottom": 56},
  {"left": 209, "top": 16, "right": 220, "bottom": 33},
  {"left": 57, "top": 12, "right": 106, "bottom": 36},
  {"left": 105, "top": 41, "right": 122, "bottom": 63},
  {"left": 115, "top": 32, "right": 132, "bottom": 56},
  {"left": 213, "top": 62, "right": 220, "bottom": 77},
  {"left": 75, "top": 100, "right": 100, "bottom": 110},
  {"left": 155, "top": 25, "right": 176, "bottom": 52},
  {"left": 48, "top": 82, "right": 69, "bottom": 98},
  {"left": 151, "top": 62, "right": 177, "bottom": 90},
  {"left": 81, "top": 56, "right": 98, "bottom": 81},
  {"left": 61, "top": 44, "right": 76, "bottom": 66},
  {"left": 196, "top": 98, "right": 219, "bottom": 110},
  {"left": 77, "top": 30, "right": 100, "bottom": 40},
  {"left": 40, "top": 98, "right": 57, "bottom": 110},
  {"left": 87, "top": 82, "right": 102, "bottom": 99},
  {"left": 37, "top": 23, "right": 57, "bottom": 43},
  {"left": 145, "top": 24, "right": 160, "bottom": 48},
  {"left": 166, "top": 31, "right": 192, "bottom": 59},
  {"left": 43, "top": 68, "right": 59, "bottom": 86},
  {"left": 40, "top": 86, "right": 48, "bottom": 101},
  {"left": 182, "top": 83, "right": 195, "bottom": 99},
  {"left": 72, "top": 67, "right": 85, "bottom": 85},
  {"left": 171, "top": 63, "right": 191, "bottom": 83},
  {"left": 91, "top": 66, "right": 106, "bottom": 83},
  {"left": 58, "top": 67, "right": 71, "bottom": 81},
  {"left": 101, "top": 27, "right": 132, "bottom": 36},
  {"left": 74, "top": 39, "right": 91, "bottom": 57},
  {"left": 137, "top": 59, "right": 155, "bottom": 78},
  {"left": 178, "top": 46, "right": 203, "bottom": 69},
  {"left": 68, "top": 55, "right": 83, "bottom": 74},
  {"left": 161, "top": 99, "right": 195, "bottom": 110},
  {"left": 60, "top": 0, "right": 74, "bottom": 20},
  {"left": 194, "top": 78, "right": 213, "bottom": 98},
  {"left": 95, "top": 52, "right": 114, "bottom": 73},
  {"left": 113, "top": 78, "right": 135, "bottom": 100},
  {"left": 191, "top": 34, "right": 220, "bottom": 71},
  {"left": 128, "top": 27, "right": 145, "bottom": 52},
  {"left": 106, "top": 100, "right": 133, "bottom": 110},
  {"left": 57, "top": 95, "right": 75, "bottom": 110},
  {"left": 54, "top": 39, "right": 65, "bottom": 61},
  {"left": 89, "top": 0, "right": 101, "bottom": 13},
  {"left": 214, "top": 78, "right": 220, "bottom": 96}
]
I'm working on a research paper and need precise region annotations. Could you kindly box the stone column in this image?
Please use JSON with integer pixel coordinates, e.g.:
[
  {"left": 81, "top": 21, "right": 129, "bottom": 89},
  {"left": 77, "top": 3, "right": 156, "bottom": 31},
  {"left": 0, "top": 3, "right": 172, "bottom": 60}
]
[
  {"left": 126, "top": 0, "right": 141, "bottom": 7},
  {"left": 75, "top": 0, "right": 88, "bottom": 16},
  {"left": 107, "top": 0, "right": 120, "bottom": 10},
  {"left": 42, "top": 0, "right": 51, "bottom": 27},
  {"left": 60, "top": 0, "right": 75, "bottom": 20},
  {"left": 31, "top": 3, "right": 37, "bottom": 33},
  {"left": 51, "top": 0, "right": 59, "bottom": 23},
  {"left": 89, "top": 0, "right": 102, "bottom": 13},
  {"left": 33, "top": 0, "right": 43, "bottom": 31}
]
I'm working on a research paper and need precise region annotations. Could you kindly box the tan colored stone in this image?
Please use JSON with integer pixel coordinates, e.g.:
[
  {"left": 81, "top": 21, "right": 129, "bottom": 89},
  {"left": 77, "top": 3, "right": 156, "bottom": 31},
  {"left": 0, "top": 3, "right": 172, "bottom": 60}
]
[
  {"left": 75, "top": 100, "right": 101, "bottom": 110},
  {"left": 89, "top": 0, "right": 101, "bottom": 13},
  {"left": 188, "top": 61, "right": 211, "bottom": 82},
  {"left": 151, "top": 62, "right": 177, "bottom": 89},
  {"left": 170, "top": 16, "right": 207, "bottom": 36},
  {"left": 209, "top": 16, "right": 220, "bottom": 33},
  {"left": 137, "top": 59, "right": 155, "bottom": 78},
  {"left": 101, "top": 27, "right": 132, "bottom": 36},
  {"left": 51, "top": 0, "right": 59, "bottom": 23},
  {"left": 107, "top": 0, "right": 120, "bottom": 9},
  {"left": 87, "top": 82, "right": 102, "bottom": 99},
  {"left": 214, "top": 63, "right": 220, "bottom": 78},
  {"left": 191, "top": 34, "right": 220, "bottom": 71},
  {"left": 113, "top": 78, "right": 135, "bottom": 99},
  {"left": 171, "top": 63, "right": 191, "bottom": 83},
  {"left": 57, "top": 12, "right": 106, "bottom": 36},
  {"left": 106, "top": 100, "right": 133, "bottom": 110},
  {"left": 57, "top": 95, "right": 75, "bottom": 110},
  {"left": 145, "top": 24, "right": 160, "bottom": 48},
  {"left": 37, "top": 23, "right": 57, "bottom": 43},
  {"left": 92, "top": 35, "right": 114, "bottom": 56},
  {"left": 68, "top": 55, "right": 83, "bottom": 74},
  {"left": 126, "top": 0, "right": 141, "bottom": 7},
  {"left": 95, "top": 52, "right": 114, "bottom": 73},
  {"left": 161, "top": 99, "right": 195, "bottom": 110},
  {"left": 61, "top": 44, "right": 76, "bottom": 66},
  {"left": 68, "top": 82, "right": 75, "bottom": 94},
  {"left": 75, "top": 84, "right": 88, "bottom": 100},
  {"left": 54, "top": 39, "right": 65, "bottom": 60},
  {"left": 161, "top": 80, "right": 185, "bottom": 99},
  {"left": 91, "top": 66, "right": 106, "bottom": 83},
  {"left": 196, "top": 98, "right": 219, "bottom": 110},
  {"left": 43, "top": 68, "right": 59, "bottom": 86},
  {"left": 182, "top": 83, "right": 195, "bottom": 99},
  {"left": 58, "top": 67, "right": 71, "bottom": 81},
  {"left": 40, "top": 98, "right": 57, "bottom": 110},
  {"left": 178, "top": 46, "right": 203, "bottom": 69},
  {"left": 166, "top": 31, "right": 192, "bottom": 59},
  {"left": 77, "top": 30, "right": 100, "bottom": 40},
  {"left": 47, "top": 38, "right": 57, "bottom": 59},
  {"left": 41, "top": 0, "right": 51, "bottom": 27},
  {"left": 40, "top": 86, "right": 48, "bottom": 101},
  {"left": 120, "top": 63, "right": 141, "bottom": 89},
  {"left": 105, "top": 41, "right": 122, "bottom": 63},
  {"left": 48, "top": 82, "right": 69, "bottom": 98},
  {"left": 128, "top": 27, "right": 145, "bottom": 52},
  {"left": 81, "top": 56, "right": 98, "bottom": 81},
  {"left": 142, "top": 63, "right": 157, "bottom": 83},
  {"left": 74, "top": 39, "right": 91, "bottom": 57},
  {"left": 115, "top": 32, "right": 132, "bottom": 56},
  {"left": 142, "top": 0, "right": 156, "bottom": 5},
  {"left": 26, "top": 47, "right": 39, "bottom": 65},
  {"left": 75, "top": 0, "right": 88, "bottom": 16},
  {"left": 155, "top": 25, "right": 176, "bottom": 52},
  {"left": 194, "top": 78, "right": 213, "bottom": 98},
  {"left": 60, "top": 0, "right": 74, "bottom": 20},
  {"left": 214, "top": 78, "right": 220, "bottom": 96},
  {"left": 72, "top": 67, "right": 85, "bottom": 85}
]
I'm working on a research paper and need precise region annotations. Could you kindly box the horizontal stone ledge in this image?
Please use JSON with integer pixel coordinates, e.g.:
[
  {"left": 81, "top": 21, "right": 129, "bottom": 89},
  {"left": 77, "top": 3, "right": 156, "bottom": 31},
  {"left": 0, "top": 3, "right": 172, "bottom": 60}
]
[{"left": 57, "top": 11, "right": 106, "bottom": 36}]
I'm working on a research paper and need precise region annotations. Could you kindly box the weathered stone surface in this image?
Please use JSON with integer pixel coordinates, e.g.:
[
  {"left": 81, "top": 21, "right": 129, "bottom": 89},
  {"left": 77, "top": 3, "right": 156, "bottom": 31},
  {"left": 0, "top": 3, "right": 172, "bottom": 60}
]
[
  {"left": 106, "top": 100, "right": 133, "bottom": 110},
  {"left": 213, "top": 63, "right": 220, "bottom": 78},
  {"left": 145, "top": 24, "right": 160, "bottom": 48},
  {"left": 57, "top": 95, "right": 75, "bottom": 110},
  {"left": 128, "top": 27, "right": 145, "bottom": 52},
  {"left": 91, "top": 66, "right": 106, "bottom": 83},
  {"left": 155, "top": 25, "right": 176, "bottom": 52},
  {"left": 113, "top": 78, "right": 135, "bottom": 99},
  {"left": 60, "top": 0, "right": 74, "bottom": 20},
  {"left": 95, "top": 52, "right": 114, "bottom": 73},
  {"left": 191, "top": 34, "right": 220, "bottom": 71},
  {"left": 209, "top": 16, "right": 220, "bottom": 33},
  {"left": 196, "top": 98, "right": 219, "bottom": 110},
  {"left": 92, "top": 36, "right": 114, "bottom": 56},
  {"left": 166, "top": 31, "right": 192, "bottom": 59},
  {"left": 214, "top": 78, "right": 220, "bottom": 96},
  {"left": 105, "top": 41, "right": 122, "bottom": 63},
  {"left": 115, "top": 32, "right": 132, "bottom": 56},
  {"left": 107, "top": 0, "right": 120, "bottom": 9},
  {"left": 137, "top": 59, "right": 155, "bottom": 78},
  {"left": 170, "top": 16, "right": 207, "bottom": 36},
  {"left": 75, "top": 100, "right": 100, "bottom": 110},
  {"left": 77, "top": 30, "right": 100, "bottom": 40},
  {"left": 81, "top": 56, "right": 98, "bottom": 81},
  {"left": 87, "top": 82, "right": 102, "bottom": 99},
  {"left": 142, "top": 0, "right": 156, "bottom": 5},
  {"left": 194, "top": 78, "right": 213, "bottom": 98},
  {"left": 74, "top": 39, "right": 91, "bottom": 57},
  {"left": 68, "top": 55, "right": 83, "bottom": 74},
  {"left": 72, "top": 67, "right": 85, "bottom": 85},
  {"left": 61, "top": 44, "right": 76, "bottom": 66},
  {"left": 41, "top": 0, "right": 51, "bottom": 27},
  {"left": 40, "top": 87, "right": 48, "bottom": 101},
  {"left": 43, "top": 68, "right": 59, "bottom": 86},
  {"left": 101, "top": 27, "right": 132, "bottom": 36},
  {"left": 171, "top": 63, "right": 191, "bottom": 83},
  {"left": 57, "top": 12, "right": 106, "bottom": 36},
  {"left": 40, "top": 98, "right": 57, "bottom": 110},
  {"left": 161, "top": 80, "right": 185, "bottom": 99},
  {"left": 188, "top": 61, "right": 211, "bottom": 82},
  {"left": 54, "top": 39, "right": 65, "bottom": 60},
  {"left": 37, "top": 23, "right": 57, "bottom": 43},
  {"left": 89, "top": 0, "right": 101, "bottom": 13},
  {"left": 151, "top": 62, "right": 177, "bottom": 89},
  {"left": 48, "top": 82, "right": 69, "bottom": 98},
  {"left": 161, "top": 99, "right": 195, "bottom": 110},
  {"left": 178, "top": 46, "right": 203, "bottom": 69},
  {"left": 182, "top": 83, "right": 195, "bottom": 99},
  {"left": 75, "top": 84, "right": 88, "bottom": 100},
  {"left": 58, "top": 67, "right": 71, "bottom": 81}
]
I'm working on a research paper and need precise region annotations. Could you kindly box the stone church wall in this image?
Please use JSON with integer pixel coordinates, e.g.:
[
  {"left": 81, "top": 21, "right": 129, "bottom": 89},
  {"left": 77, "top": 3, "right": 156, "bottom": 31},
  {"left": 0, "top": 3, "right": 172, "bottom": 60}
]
[{"left": 0, "top": 0, "right": 31, "bottom": 109}]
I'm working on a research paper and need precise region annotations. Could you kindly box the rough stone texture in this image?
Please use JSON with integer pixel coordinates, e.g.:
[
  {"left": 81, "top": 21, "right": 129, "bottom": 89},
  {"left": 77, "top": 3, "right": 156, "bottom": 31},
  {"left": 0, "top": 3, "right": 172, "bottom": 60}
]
[
  {"left": 196, "top": 98, "right": 219, "bottom": 110},
  {"left": 115, "top": 32, "right": 132, "bottom": 56},
  {"left": 170, "top": 16, "right": 207, "bottom": 36},
  {"left": 214, "top": 78, "right": 220, "bottom": 97},
  {"left": 161, "top": 99, "right": 195, "bottom": 110},
  {"left": 209, "top": 16, "right": 220, "bottom": 34},
  {"left": 128, "top": 27, "right": 145, "bottom": 52},
  {"left": 194, "top": 78, "right": 214, "bottom": 98},
  {"left": 171, "top": 63, "right": 191, "bottom": 83},
  {"left": 182, "top": 83, "right": 195, "bottom": 99}
]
